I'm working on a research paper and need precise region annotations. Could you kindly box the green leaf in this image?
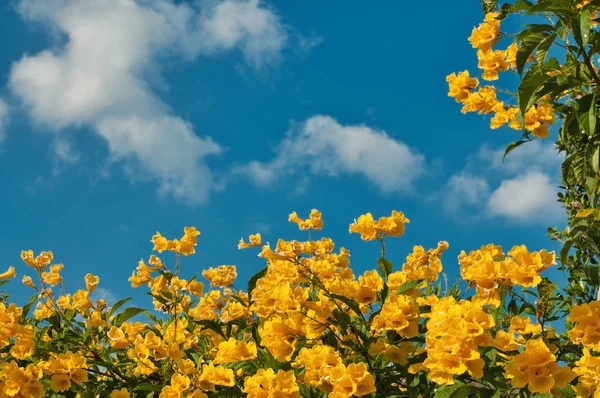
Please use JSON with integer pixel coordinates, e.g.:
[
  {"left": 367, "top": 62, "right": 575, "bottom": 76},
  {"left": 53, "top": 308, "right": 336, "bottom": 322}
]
[
  {"left": 108, "top": 297, "right": 132, "bottom": 316},
  {"left": 593, "top": 147, "right": 600, "bottom": 173},
  {"left": 247, "top": 266, "right": 268, "bottom": 302},
  {"left": 196, "top": 319, "right": 226, "bottom": 338},
  {"left": 577, "top": 93, "right": 596, "bottom": 135},
  {"left": 330, "top": 293, "right": 362, "bottom": 317},
  {"left": 574, "top": 9, "right": 592, "bottom": 48},
  {"left": 377, "top": 258, "right": 393, "bottom": 279},
  {"left": 397, "top": 279, "right": 424, "bottom": 295},
  {"left": 433, "top": 384, "right": 475, "bottom": 398},
  {"left": 517, "top": 32, "right": 550, "bottom": 75},
  {"left": 536, "top": 33, "right": 557, "bottom": 68},
  {"left": 134, "top": 384, "right": 163, "bottom": 392},
  {"left": 112, "top": 307, "right": 147, "bottom": 326},
  {"left": 560, "top": 238, "right": 574, "bottom": 266},
  {"left": 518, "top": 70, "right": 548, "bottom": 117},
  {"left": 503, "top": 140, "right": 528, "bottom": 160}
]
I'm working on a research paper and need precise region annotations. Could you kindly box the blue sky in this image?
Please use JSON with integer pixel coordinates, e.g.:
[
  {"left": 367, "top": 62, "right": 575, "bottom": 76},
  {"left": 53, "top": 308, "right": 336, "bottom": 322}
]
[{"left": 0, "top": 0, "right": 566, "bottom": 306}]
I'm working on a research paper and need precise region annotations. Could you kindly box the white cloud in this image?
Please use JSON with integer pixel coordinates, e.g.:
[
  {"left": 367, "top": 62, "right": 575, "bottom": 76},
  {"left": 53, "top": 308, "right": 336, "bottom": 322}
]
[
  {"left": 443, "top": 141, "right": 564, "bottom": 224},
  {"left": 10, "top": 0, "right": 288, "bottom": 203},
  {"left": 0, "top": 98, "right": 8, "bottom": 142},
  {"left": 488, "top": 171, "right": 562, "bottom": 222},
  {"left": 443, "top": 172, "right": 490, "bottom": 215},
  {"left": 238, "top": 115, "right": 425, "bottom": 192}
]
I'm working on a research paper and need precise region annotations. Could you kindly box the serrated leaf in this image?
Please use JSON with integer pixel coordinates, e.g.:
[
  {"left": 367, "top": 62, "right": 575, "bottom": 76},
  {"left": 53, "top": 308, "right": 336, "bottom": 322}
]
[
  {"left": 503, "top": 140, "right": 528, "bottom": 160},
  {"left": 593, "top": 147, "right": 600, "bottom": 173},
  {"left": 112, "top": 307, "right": 147, "bottom": 327},
  {"left": 377, "top": 258, "right": 393, "bottom": 279},
  {"left": 109, "top": 297, "right": 132, "bottom": 316},
  {"left": 397, "top": 279, "right": 424, "bottom": 295}
]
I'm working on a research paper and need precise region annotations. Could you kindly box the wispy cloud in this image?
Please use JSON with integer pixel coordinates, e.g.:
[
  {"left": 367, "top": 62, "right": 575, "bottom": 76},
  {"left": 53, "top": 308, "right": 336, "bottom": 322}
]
[
  {"left": 10, "top": 0, "right": 290, "bottom": 204},
  {"left": 442, "top": 141, "right": 564, "bottom": 224},
  {"left": 0, "top": 98, "right": 8, "bottom": 143},
  {"left": 234, "top": 115, "right": 426, "bottom": 193}
]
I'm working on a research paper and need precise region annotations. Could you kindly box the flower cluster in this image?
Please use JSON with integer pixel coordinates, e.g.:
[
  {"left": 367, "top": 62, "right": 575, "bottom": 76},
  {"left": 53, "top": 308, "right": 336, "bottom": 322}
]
[
  {"left": 459, "top": 244, "right": 556, "bottom": 307},
  {"left": 0, "top": 208, "right": 591, "bottom": 397},
  {"left": 448, "top": 12, "right": 555, "bottom": 137}
]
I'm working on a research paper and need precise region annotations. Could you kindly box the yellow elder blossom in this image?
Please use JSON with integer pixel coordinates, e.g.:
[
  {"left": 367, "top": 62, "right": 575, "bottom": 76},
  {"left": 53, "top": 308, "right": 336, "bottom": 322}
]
[
  {"left": 289, "top": 209, "right": 323, "bottom": 230},
  {"left": 110, "top": 388, "right": 130, "bottom": 398},
  {"left": 477, "top": 48, "right": 509, "bottom": 81},
  {"left": 423, "top": 297, "right": 494, "bottom": 385},
  {"left": 468, "top": 12, "right": 501, "bottom": 51},
  {"left": 243, "top": 368, "right": 301, "bottom": 398},
  {"left": 402, "top": 241, "right": 448, "bottom": 282},
  {"left": 213, "top": 338, "right": 257, "bottom": 364},
  {"left": 446, "top": 70, "right": 479, "bottom": 103},
  {"left": 238, "top": 233, "right": 263, "bottom": 249},
  {"left": 504, "top": 338, "right": 575, "bottom": 394},
  {"left": 21, "top": 249, "right": 53, "bottom": 271},
  {"left": 349, "top": 210, "right": 409, "bottom": 241},
  {"left": 568, "top": 300, "right": 600, "bottom": 350},
  {"left": 573, "top": 347, "right": 600, "bottom": 397},
  {"left": 202, "top": 265, "right": 237, "bottom": 287},
  {"left": 198, "top": 364, "right": 235, "bottom": 391},
  {"left": 461, "top": 86, "right": 499, "bottom": 114},
  {"left": 0, "top": 267, "right": 15, "bottom": 280}
]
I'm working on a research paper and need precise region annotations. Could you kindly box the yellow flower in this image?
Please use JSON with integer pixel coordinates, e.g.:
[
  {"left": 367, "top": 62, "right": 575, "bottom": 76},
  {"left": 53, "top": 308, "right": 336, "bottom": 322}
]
[
  {"left": 213, "top": 338, "right": 257, "bottom": 364},
  {"left": 110, "top": 388, "right": 130, "bottom": 398},
  {"left": 202, "top": 265, "right": 237, "bottom": 287},
  {"left": 504, "top": 338, "right": 575, "bottom": 394},
  {"left": 446, "top": 70, "right": 479, "bottom": 103},
  {"left": 0, "top": 266, "right": 15, "bottom": 280},
  {"left": 490, "top": 103, "right": 519, "bottom": 129},
  {"left": 243, "top": 368, "right": 301, "bottom": 398},
  {"left": 85, "top": 274, "right": 99, "bottom": 292},
  {"left": 461, "top": 86, "right": 499, "bottom": 114},
  {"left": 288, "top": 209, "right": 323, "bottom": 231},
  {"left": 21, "top": 250, "right": 53, "bottom": 271},
  {"left": 198, "top": 364, "right": 235, "bottom": 391},
  {"left": 238, "top": 233, "right": 263, "bottom": 249},
  {"left": 22, "top": 275, "right": 36, "bottom": 289},
  {"left": 468, "top": 12, "right": 501, "bottom": 51},
  {"left": 50, "top": 374, "right": 71, "bottom": 392},
  {"left": 477, "top": 49, "right": 509, "bottom": 80}
]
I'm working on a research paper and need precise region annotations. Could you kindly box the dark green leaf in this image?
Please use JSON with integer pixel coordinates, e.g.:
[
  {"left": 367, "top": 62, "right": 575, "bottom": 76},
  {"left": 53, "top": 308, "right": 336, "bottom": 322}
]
[
  {"left": 517, "top": 32, "right": 550, "bottom": 75},
  {"left": 574, "top": 9, "right": 592, "bottom": 48},
  {"left": 503, "top": 139, "right": 528, "bottom": 160},
  {"left": 536, "top": 33, "right": 557, "bottom": 68},
  {"left": 330, "top": 294, "right": 362, "bottom": 317},
  {"left": 109, "top": 297, "right": 132, "bottom": 316},
  {"left": 377, "top": 258, "right": 393, "bottom": 279},
  {"left": 518, "top": 70, "right": 548, "bottom": 117},
  {"left": 397, "top": 280, "right": 424, "bottom": 295},
  {"left": 112, "top": 307, "right": 147, "bottom": 326},
  {"left": 577, "top": 93, "right": 596, "bottom": 135}
]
